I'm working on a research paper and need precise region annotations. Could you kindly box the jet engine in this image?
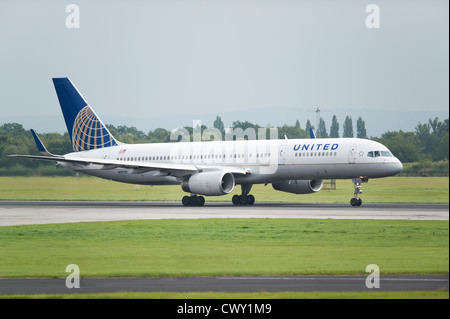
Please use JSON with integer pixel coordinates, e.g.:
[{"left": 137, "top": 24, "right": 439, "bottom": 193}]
[
  {"left": 272, "top": 179, "right": 323, "bottom": 194},
  {"left": 182, "top": 171, "right": 235, "bottom": 196}
]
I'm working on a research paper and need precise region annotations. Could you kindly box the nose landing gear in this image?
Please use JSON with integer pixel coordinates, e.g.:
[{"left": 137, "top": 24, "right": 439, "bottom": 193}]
[{"left": 350, "top": 178, "right": 363, "bottom": 206}]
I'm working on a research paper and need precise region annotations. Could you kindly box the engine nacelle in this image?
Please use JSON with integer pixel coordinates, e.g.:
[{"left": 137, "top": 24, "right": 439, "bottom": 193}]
[
  {"left": 182, "top": 171, "right": 235, "bottom": 196},
  {"left": 272, "top": 179, "right": 323, "bottom": 194}
]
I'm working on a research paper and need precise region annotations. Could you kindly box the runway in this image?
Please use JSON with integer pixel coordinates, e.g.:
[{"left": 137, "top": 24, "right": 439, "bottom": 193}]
[
  {"left": 0, "top": 275, "right": 448, "bottom": 295},
  {"left": 0, "top": 201, "right": 448, "bottom": 226}
]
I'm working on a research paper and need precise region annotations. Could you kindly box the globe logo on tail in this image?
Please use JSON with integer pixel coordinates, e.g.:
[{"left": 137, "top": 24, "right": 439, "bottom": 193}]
[{"left": 72, "top": 106, "right": 118, "bottom": 151}]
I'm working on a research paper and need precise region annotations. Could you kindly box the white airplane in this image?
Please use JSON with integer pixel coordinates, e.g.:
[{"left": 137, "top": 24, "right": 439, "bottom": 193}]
[{"left": 10, "top": 78, "right": 403, "bottom": 206}]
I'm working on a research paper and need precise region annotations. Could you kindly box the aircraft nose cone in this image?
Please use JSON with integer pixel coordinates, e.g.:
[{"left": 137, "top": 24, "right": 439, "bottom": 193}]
[{"left": 393, "top": 160, "right": 403, "bottom": 175}]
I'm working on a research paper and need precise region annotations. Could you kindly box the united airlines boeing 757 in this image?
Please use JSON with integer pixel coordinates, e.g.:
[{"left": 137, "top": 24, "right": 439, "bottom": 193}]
[{"left": 10, "top": 78, "right": 403, "bottom": 206}]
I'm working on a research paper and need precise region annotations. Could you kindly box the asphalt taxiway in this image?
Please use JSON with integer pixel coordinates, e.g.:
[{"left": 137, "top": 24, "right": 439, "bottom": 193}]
[
  {"left": 0, "top": 275, "right": 448, "bottom": 295},
  {"left": 0, "top": 201, "right": 448, "bottom": 226}
]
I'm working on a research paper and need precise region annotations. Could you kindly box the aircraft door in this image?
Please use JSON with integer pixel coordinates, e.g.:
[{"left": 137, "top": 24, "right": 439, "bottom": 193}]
[
  {"left": 279, "top": 144, "right": 287, "bottom": 165},
  {"left": 348, "top": 146, "right": 357, "bottom": 164}
]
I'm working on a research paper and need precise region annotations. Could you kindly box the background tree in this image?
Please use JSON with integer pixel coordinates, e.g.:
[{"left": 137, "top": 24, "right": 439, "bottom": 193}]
[
  {"left": 278, "top": 124, "right": 308, "bottom": 139},
  {"left": 317, "top": 118, "right": 328, "bottom": 138},
  {"left": 435, "top": 133, "right": 449, "bottom": 161},
  {"left": 227, "top": 120, "right": 261, "bottom": 140},
  {"left": 231, "top": 120, "right": 261, "bottom": 131},
  {"left": 415, "top": 122, "right": 434, "bottom": 155},
  {"left": 148, "top": 128, "right": 171, "bottom": 143},
  {"left": 375, "top": 131, "right": 423, "bottom": 163},
  {"left": 415, "top": 118, "right": 449, "bottom": 161},
  {"left": 305, "top": 119, "right": 314, "bottom": 134},
  {"left": 213, "top": 115, "right": 225, "bottom": 137},
  {"left": 329, "top": 115, "right": 339, "bottom": 138},
  {"left": 343, "top": 116, "right": 353, "bottom": 138},
  {"left": 356, "top": 117, "right": 367, "bottom": 139}
]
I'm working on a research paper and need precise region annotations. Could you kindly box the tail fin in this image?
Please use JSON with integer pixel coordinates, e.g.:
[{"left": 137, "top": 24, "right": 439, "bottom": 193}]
[{"left": 52, "top": 77, "right": 118, "bottom": 152}]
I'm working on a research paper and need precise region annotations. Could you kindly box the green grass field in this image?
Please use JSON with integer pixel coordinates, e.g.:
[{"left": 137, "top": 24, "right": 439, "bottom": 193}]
[
  {"left": 0, "top": 176, "right": 448, "bottom": 203},
  {"left": 0, "top": 219, "right": 448, "bottom": 278}
]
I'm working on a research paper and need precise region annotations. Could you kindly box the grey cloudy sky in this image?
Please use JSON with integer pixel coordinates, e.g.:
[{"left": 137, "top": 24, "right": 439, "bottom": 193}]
[{"left": 0, "top": 0, "right": 448, "bottom": 135}]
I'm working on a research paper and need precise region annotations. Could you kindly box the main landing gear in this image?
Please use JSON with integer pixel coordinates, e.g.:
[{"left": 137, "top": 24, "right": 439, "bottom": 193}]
[
  {"left": 232, "top": 184, "right": 255, "bottom": 206},
  {"left": 350, "top": 178, "right": 363, "bottom": 206},
  {"left": 182, "top": 194, "right": 205, "bottom": 206}
]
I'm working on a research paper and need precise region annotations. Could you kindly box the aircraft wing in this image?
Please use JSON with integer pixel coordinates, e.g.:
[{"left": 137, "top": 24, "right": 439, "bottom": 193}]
[{"left": 8, "top": 154, "right": 248, "bottom": 178}]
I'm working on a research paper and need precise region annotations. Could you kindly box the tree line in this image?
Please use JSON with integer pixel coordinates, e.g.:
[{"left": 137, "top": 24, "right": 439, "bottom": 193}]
[{"left": 0, "top": 116, "right": 448, "bottom": 176}]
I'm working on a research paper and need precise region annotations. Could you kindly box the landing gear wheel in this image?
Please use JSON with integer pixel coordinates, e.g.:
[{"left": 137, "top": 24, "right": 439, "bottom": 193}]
[
  {"left": 351, "top": 198, "right": 363, "bottom": 206},
  {"left": 232, "top": 184, "right": 255, "bottom": 206},
  {"left": 232, "top": 195, "right": 240, "bottom": 205},
  {"left": 182, "top": 196, "right": 190, "bottom": 206},
  {"left": 190, "top": 196, "right": 199, "bottom": 206},
  {"left": 232, "top": 194, "right": 255, "bottom": 206},
  {"left": 239, "top": 195, "right": 248, "bottom": 205},
  {"left": 182, "top": 195, "right": 205, "bottom": 206},
  {"left": 197, "top": 196, "right": 205, "bottom": 206}
]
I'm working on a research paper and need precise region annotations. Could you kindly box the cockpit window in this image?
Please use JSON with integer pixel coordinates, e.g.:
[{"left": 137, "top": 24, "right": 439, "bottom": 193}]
[{"left": 368, "top": 150, "right": 392, "bottom": 157}]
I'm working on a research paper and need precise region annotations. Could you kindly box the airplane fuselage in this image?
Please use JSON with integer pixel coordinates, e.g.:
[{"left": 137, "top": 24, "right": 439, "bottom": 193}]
[{"left": 61, "top": 137, "right": 403, "bottom": 187}]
